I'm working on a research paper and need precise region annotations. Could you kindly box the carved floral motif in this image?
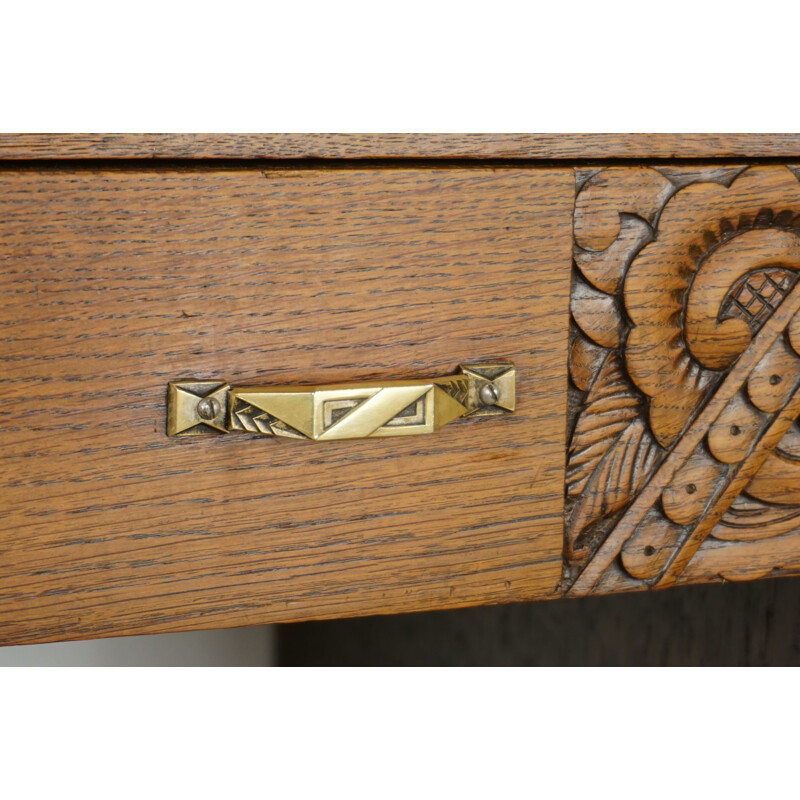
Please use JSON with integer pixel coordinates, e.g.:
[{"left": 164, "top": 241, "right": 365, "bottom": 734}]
[{"left": 567, "top": 165, "right": 800, "bottom": 593}]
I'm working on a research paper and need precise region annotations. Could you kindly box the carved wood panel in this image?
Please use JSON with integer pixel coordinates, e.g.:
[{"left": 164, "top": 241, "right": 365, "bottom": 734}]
[{"left": 566, "top": 164, "right": 800, "bottom": 595}]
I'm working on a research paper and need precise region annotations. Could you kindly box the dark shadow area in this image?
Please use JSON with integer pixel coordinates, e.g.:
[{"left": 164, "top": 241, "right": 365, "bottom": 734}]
[{"left": 277, "top": 577, "right": 800, "bottom": 666}]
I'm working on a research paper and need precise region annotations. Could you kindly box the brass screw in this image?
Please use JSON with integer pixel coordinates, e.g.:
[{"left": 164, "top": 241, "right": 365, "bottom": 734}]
[
  {"left": 197, "top": 397, "right": 220, "bottom": 421},
  {"left": 479, "top": 382, "right": 500, "bottom": 406}
]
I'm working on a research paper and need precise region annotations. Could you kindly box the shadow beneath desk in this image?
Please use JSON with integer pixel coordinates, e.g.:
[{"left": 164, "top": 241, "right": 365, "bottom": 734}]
[{"left": 277, "top": 577, "right": 800, "bottom": 666}]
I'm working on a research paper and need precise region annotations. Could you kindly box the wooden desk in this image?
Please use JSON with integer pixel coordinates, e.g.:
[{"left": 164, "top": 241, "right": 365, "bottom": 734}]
[{"left": 2, "top": 134, "right": 800, "bottom": 644}]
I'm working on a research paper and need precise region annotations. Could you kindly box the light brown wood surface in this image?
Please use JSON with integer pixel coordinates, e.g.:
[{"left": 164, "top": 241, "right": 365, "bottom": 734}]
[
  {"left": 3, "top": 133, "right": 800, "bottom": 160},
  {"left": 6, "top": 135, "right": 800, "bottom": 647},
  {"left": 0, "top": 166, "right": 572, "bottom": 645}
]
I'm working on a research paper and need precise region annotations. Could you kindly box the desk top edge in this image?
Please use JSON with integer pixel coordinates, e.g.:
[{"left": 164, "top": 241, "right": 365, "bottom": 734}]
[{"left": 2, "top": 133, "right": 800, "bottom": 161}]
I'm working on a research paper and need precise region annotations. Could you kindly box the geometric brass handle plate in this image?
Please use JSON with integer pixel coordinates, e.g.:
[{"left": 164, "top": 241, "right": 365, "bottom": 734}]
[{"left": 167, "top": 363, "right": 515, "bottom": 440}]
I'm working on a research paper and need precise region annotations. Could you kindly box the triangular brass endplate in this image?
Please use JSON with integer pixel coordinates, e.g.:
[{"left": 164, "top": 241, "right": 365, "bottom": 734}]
[
  {"left": 461, "top": 363, "right": 515, "bottom": 415},
  {"left": 167, "top": 381, "right": 230, "bottom": 436}
]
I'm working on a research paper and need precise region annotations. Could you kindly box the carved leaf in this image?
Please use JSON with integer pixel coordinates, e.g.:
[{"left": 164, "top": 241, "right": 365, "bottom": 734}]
[
  {"left": 566, "top": 352, "right": 661, "bottom": 556},
  {"left": 567, "top": 352, "right": 637, "bottom": 493}
]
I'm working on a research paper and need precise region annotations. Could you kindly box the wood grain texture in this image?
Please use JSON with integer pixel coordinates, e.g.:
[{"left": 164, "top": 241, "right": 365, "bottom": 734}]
[
  {"left": 567, "top": 163, "right": 800, "bottom": 596},
  {"left": 0, "top": 166, "right": 572, "bottom": 645},
  {"left": 3, "top": 133, "right": 800, "bottom": 161}
]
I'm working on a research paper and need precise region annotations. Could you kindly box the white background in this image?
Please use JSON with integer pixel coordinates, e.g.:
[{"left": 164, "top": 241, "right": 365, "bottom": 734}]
[
  {"left": 0, "top": 627, "right": 275, "bottom": 666},
  {"left": 1, "top": 0, "right": 797, "bottom": 797}
]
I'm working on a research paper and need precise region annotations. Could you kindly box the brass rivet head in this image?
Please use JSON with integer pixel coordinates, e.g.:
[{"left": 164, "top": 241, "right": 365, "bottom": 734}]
[
  {"left": 197, "top": 397, "right": 220, "bottom": 421},
  {"left": 479, "top": 382, "right": 500, "bottom": 406}
]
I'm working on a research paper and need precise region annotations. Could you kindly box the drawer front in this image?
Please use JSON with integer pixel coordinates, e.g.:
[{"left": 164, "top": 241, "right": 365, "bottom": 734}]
[{"left": 0, "top": 167, "right": 573, "bottom": 644}]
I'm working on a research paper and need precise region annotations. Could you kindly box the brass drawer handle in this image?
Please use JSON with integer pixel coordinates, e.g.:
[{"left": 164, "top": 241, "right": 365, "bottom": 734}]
[{"left": 167, "top": 363, "right": 515, "bottom": 440}]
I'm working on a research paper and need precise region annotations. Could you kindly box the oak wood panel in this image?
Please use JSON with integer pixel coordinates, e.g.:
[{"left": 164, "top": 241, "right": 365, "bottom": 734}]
[
  {"left": 3, "top": 134, "right": 800, "bottom": 161},
  {"left": 566, "top": 163, "right": 800, "bottom": 596},
  {"left": 0, "top": 166, "right": 572, "bottom": 645}
]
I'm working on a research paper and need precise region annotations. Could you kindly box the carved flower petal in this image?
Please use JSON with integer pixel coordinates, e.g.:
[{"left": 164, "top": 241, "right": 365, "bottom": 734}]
[
  {"left": 574, "top": 215, "right": 653, "bottom": 295},
  {"left": 569, "top": 334, "right": 606, "bottom": 392},
  {"left": 570, "top": 275, "right": 623, "bottom": 350},
  {"left": 573, "top": 167, "right": 674, "bottom": 252},
  {"left": 623, "top": 166, "right": 800, "bottom": 447}
]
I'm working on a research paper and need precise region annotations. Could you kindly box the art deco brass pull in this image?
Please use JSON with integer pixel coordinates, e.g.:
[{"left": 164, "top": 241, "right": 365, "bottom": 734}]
[{"left": 167, "top": 363, "right": 515, "bottom": 440}]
